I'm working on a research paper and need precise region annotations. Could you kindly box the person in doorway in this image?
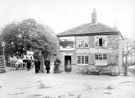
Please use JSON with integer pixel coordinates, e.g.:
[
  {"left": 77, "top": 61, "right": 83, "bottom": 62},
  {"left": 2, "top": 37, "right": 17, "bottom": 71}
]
[
  {"left": 34, "top": 58, "right": 40, "bottom": 73},
  {"left": 67, "top": 60, "right": 71, "bottom": 72},
  {"left": 45, "top": 58, "right": 50, "bottom": 73},
  {"left": 54, "top": 58, "right": 61, "bottom": 73}
]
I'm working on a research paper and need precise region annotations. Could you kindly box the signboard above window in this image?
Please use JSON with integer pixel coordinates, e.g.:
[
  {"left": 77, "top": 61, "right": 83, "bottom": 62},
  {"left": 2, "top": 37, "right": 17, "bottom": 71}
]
[
  {"left": 95, "top": 36, "right": 108, "bottom": 48},
  {"left": 59, "top": 37, "right": 75, "bottom": 50},
  {"left": 76, "top": 36, "right": 89, "bottom": 48}
]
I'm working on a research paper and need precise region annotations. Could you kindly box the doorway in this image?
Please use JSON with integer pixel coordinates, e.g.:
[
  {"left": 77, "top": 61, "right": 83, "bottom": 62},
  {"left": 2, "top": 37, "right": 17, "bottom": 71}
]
[{"left": 65, "top": 56, "right": 72, "bottom": 72}]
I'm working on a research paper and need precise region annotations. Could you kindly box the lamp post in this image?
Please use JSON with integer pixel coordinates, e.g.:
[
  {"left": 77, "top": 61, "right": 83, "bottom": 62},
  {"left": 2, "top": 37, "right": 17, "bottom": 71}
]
[
  {"left": 1, "top": 41, "right": 6, "bottom": 72},
  {"left": 1, "top": 41, "right": 5, "bottom": 56}
]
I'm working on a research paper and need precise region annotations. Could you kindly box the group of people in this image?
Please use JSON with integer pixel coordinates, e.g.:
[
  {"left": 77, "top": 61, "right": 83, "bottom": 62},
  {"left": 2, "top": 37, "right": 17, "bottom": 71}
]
[
  {"left": 9, "top": 54, "right": 61, "bottom": 74},
  {"left": 9, "top": 49, "right": 61, "bottom": 74},
  {"left": 9, "top": 55, "right": 34, "bottom": 70},
  {"left": 34, "top": 57, "right": 61, "bottom": 74},
  {"left": 34, "top": 49, "right": 61, "bottom": 74}
]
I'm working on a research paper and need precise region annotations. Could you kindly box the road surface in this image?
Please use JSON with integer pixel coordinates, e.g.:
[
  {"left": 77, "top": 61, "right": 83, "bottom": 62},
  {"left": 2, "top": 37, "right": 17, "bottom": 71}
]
[{"left": 0, "top": 67, "right": 135, "bottom": 98}]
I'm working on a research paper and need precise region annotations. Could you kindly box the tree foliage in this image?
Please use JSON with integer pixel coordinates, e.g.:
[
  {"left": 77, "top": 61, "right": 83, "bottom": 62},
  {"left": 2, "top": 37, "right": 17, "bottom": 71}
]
[{"left": 0, "top": 18, "right": 58, "bottom": 58}]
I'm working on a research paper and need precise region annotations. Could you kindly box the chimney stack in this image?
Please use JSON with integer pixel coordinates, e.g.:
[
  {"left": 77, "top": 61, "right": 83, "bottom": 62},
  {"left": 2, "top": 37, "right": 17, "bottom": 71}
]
[
  {"left": 91, "top": 8, "right": 97, "bottom": 24},
  {"left": 114, "top": 22, "right": 118, "bottom": 31}
]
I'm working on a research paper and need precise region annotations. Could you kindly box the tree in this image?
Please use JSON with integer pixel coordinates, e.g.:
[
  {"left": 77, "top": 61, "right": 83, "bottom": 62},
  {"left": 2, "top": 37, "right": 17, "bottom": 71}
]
[
  {"left": 123, "top": 38, "right": 134, "bottom": 76},
  {"left": 0, "top": 18, "right": 58, "bottom": 60}
]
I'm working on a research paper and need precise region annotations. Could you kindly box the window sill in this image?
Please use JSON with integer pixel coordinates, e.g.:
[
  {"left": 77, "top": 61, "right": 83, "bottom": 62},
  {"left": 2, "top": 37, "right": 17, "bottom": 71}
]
[
  {"left": 77, "top": 64, "right": 89, "bottom": 66},
  {"left": 95, "top": 46, "right": 108, "bottom": 49},
  {"left": 76, "top": 47, "right": 89, "bottom": 49}
]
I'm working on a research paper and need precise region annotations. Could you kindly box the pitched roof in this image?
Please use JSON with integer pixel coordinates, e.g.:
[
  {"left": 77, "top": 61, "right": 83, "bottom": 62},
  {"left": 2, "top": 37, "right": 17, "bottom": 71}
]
[{"left": 57, "top": 22, "right": 120, "bottom": 37}]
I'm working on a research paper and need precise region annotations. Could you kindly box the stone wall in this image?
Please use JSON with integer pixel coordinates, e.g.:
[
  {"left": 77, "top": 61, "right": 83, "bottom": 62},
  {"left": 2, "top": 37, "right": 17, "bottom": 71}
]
[
  {"left": 108, "top": 35, "right": 119, "bottom": 49},
  {"left": 58, "top": 34, "right": 120, "bottom": 74}
]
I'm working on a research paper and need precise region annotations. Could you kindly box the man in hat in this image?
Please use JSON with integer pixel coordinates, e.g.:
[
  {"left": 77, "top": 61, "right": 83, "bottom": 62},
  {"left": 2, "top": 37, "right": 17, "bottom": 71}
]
[
  {"left": 34, "top": 58, "right": 40, "bottom": 73},
  {"left": 45, "top": 58, "right": 50, "bottom": 73}
]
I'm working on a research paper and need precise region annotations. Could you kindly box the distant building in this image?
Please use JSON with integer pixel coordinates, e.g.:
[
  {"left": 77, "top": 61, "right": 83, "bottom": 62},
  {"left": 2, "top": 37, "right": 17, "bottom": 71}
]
[{"left": 57, "top": 9, "right": 123, "bottom": 75}]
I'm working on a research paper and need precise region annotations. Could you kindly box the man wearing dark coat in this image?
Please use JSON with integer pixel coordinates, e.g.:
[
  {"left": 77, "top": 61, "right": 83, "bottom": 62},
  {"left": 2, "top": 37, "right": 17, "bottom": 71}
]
[
  {"left": 45, "top": 59, "right": 50, "bottom": 73},
  {"left": 34, "top": 58, "right": 40, "bottom": 73},
  {"left": 27, "top": 59, "right": 31, "bottom": 71}
]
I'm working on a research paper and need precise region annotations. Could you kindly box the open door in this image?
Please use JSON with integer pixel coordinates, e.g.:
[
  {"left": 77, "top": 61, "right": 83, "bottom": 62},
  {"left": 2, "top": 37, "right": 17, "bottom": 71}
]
[{"left": 65, "top": 56, "right": 71, "bottom": 72}]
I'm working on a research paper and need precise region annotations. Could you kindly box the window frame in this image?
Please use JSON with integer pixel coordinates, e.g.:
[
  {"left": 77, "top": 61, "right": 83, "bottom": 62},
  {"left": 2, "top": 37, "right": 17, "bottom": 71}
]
[
  {"left": 95, "top": 53, "right": 108, "bottom": 66},
  {"left": 77, "top": 55, "right": 89, "bottom": 65},
  {"left": 95, "top": 53, "right": 107, "bottom": 61},
  {"left": 95, "top": 36, "right": 108, "bottom": 47},
  {"left": 76, "top": 36, "right": 89, "bottom": 49}
]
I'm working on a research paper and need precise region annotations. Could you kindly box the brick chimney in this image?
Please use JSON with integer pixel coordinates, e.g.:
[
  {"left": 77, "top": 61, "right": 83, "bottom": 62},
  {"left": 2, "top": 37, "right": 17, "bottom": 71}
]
[{"left": 91, "top": 8, "right": 97, "bottom": 24}]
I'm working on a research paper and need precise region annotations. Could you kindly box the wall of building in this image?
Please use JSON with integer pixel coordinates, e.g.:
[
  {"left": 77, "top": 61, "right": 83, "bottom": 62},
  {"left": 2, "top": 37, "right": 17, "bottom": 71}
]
[{"left": 58, "top": 34, "right": 121, "bottom": 74}]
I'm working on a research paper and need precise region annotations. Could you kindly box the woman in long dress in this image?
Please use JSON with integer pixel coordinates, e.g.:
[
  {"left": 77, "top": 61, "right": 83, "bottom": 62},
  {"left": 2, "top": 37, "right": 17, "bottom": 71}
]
[{"left": 38, "top": 49, "right": 45, "bottom": 73}]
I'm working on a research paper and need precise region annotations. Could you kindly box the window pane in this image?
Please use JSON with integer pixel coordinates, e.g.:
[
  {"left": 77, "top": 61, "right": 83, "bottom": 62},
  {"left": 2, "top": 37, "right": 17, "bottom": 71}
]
[
  {"left": 95, "top": 54, "right": 98, "bottom": 60},
  {"left": 99, "top": 54, "right": 102, "bottom": 60},
  {"left": 85, "top": 43, "right": 88, "bottom": 47},
  {"left": 85, "top": 56, "right": 88, "bottom": 64},
  {"left": 77, "top": 56, "right": 80, "bottom": 64},
  {"left": 103, "top": 54, "right": 107, "bottom": 60},
  {"left": 82, "top": 56, "right": 84, "bottom": 64},
  {"left": 80, "top": 56, "right": 82, "bottom": 64}
]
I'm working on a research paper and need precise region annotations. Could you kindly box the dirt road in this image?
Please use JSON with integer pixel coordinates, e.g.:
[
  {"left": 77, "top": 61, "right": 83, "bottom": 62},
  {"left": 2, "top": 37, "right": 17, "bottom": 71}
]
[{"left": 0, "top": 67, "right": 135, "bottom": 98}]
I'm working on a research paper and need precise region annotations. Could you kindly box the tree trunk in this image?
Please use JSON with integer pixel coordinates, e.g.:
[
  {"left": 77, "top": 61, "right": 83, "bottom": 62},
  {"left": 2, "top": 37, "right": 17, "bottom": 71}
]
[
  {"left": 124, "top": 66, "right": 127, "bottom": 76},
  {"left": 38, "top": 54, "right": 45, "bottom": 73},
  {"left": 124, "top": 54, "right": 128, "bottom": 76}
]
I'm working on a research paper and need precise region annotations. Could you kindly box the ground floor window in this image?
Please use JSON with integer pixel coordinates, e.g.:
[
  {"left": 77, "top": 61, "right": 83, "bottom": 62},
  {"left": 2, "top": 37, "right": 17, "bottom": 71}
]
[
  {"left": 77, "top": 55, "right": 88, "bottom": 64},
  {"left": 95, "top": 53, "right": 107, "bottom": 65},
  {"left": 95, "top": 54, "right": 107, "bottom": 60}
]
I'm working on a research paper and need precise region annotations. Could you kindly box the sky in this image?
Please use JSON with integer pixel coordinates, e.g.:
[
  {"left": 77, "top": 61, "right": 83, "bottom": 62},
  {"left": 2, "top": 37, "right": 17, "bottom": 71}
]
[{"left": 0, "top": 0, "right": 135, "bottom": 40}]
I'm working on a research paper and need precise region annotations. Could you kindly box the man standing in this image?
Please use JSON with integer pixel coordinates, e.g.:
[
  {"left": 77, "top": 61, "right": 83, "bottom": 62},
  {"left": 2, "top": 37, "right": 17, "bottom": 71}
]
[
  {"left": 45, "top": 59, "right": 50, "bottom": 73},
  {"left": 34, "top": 58, "right": 40, "bottom": 73},
  {"left": 27, "top": 59, "right": 31, "bottom": 71}
]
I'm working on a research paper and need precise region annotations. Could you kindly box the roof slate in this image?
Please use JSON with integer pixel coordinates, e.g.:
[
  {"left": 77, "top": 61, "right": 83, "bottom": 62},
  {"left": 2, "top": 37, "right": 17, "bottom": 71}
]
[{"left": 57, "top": 22, "right": 119, "bottom": 37}]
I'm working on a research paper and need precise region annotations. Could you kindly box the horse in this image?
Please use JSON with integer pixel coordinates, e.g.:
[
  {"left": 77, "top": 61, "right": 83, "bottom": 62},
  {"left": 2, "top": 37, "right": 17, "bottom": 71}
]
[
  {"left": 9, "top": 56, "right": 24, "bottom": 70},
  {"left": 15, "top": 58, "right": 24, "bottom": 70},
  {"left": 9, "top": 56, "right": 16, "bottom": 70}
]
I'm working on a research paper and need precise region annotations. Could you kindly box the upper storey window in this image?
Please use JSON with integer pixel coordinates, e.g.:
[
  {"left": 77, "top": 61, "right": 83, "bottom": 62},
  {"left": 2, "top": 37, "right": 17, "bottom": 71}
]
[
  {"left": 95, "top": 36, "right": 107, "bottom": 47},
  {"left": 76, "top": 36, "right": 89, "bottom": 48},
  {"left": 59, "top": 37, "right": 75, "bottom": 51}
]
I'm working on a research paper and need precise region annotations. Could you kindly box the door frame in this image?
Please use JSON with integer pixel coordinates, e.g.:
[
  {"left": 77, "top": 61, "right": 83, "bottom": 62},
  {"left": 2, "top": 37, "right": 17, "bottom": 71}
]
[{"left": 64, "top": 55, "right": 72, "bottom": 72}]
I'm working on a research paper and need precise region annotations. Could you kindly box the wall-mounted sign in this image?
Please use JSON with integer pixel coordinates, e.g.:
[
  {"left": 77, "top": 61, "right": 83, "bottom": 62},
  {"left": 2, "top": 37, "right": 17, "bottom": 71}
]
[{"left": 59, "top": 37, "right": 75, "bottom": 50}]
